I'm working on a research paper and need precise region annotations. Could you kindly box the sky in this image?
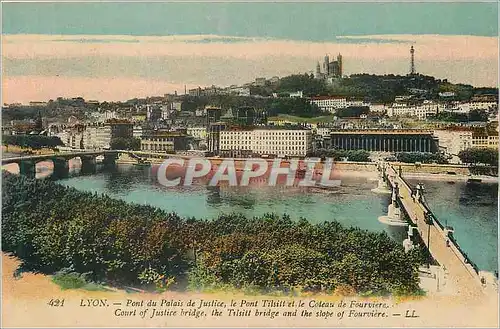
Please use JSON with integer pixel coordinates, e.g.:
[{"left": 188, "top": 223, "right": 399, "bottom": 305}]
[{"left": 2, "top": 2, "right": 499, "bottom": 103}]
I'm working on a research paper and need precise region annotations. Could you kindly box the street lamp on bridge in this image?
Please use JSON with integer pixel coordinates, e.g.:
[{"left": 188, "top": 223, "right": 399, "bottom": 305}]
[{"left": 424, "top": 212, "right": 433, "bottom": 267}]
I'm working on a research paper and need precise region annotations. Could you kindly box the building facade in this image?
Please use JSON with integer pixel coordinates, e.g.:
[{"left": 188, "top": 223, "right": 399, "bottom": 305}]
[
  {"left": 433, "top": 129, "right": 473, "bottom": 155},
  {"left": 140, "top": 130, "right": 189, "bottom": 153},
  {"left": 330, "top": 129, "right": 439, "bottom": 153},
  {"left": 310, "top": 96, "right": 347, "bottom": 113},
  {"left": 219, "top": 128, "right": 313, "bottom": 157},
  {"left": 187, "top": 127, "right": 207, "bottom": 139}
]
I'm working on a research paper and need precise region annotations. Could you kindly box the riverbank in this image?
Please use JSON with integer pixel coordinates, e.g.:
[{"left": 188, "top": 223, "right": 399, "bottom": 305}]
[
  {"left": 3, "top": 253, "right": 498, "bottom": 327},
  {"left": 116, "top": 156, "right": 497, "bottom": 183},
  {"left": 402, "top": 172, "right": 498, "bottom": 183}
]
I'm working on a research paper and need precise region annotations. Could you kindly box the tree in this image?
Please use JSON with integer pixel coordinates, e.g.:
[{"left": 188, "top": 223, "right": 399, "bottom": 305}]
[
  {"left": 268, "top": 98, "right": 324, "bottom": 118},
  {"left": 336, "top": 106, "right": 369, "bottom": 118},
  {"left": 458, "top": 148, "right": 498, "bottom": 166},
  {"left": 307, "top": 149, "right": 371, "bottom": 162},
  {"left": 110, "top": 137, "right": 141, "bottom": 151},
  {"left": 395, "top": 152, "right": 449, "bottom": 164},
  {"left": 2, "top": 135, "right": 64, "bottom": 149},
  {"left": 2, "top": 172, "right": 424, "bottom": 295}
]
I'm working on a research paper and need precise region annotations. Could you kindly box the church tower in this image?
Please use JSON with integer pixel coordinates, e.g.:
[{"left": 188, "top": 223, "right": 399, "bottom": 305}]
[
  {"left": 337, "top": 53, "right": 343, "bottom": 77},
  {"left": 315, "top": 61, "right": 321, "bottom": 79},
  {"left": 323, "top": 54, "right": 330, "bottom": 76}
]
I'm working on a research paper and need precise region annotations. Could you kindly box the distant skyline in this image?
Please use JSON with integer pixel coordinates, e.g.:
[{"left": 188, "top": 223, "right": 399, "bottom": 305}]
[{"left": 2, "top": 2, "right": 498, "bottom": 103}]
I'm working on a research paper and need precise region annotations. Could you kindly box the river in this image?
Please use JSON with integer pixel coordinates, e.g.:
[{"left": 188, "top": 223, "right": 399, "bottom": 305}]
[{"left": 3, "top": 160, "right": 498, "bottom": 272}]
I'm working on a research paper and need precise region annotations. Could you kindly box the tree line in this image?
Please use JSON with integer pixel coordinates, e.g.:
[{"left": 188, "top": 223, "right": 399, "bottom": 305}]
[
  {"left": 395, "top": 152, "right": 449, "bottom": 164},
  {"left": 2, "top": 172, "right": 424, "bottom": 295},
  {"left": 307, "top": 149, "right": 371, "bottom": 162},
  {"left": 3, "top": 135, "right": 64, "bottom": 149},
  {"left": 458, "top": 148, "right": 498, "bottom": 166}
]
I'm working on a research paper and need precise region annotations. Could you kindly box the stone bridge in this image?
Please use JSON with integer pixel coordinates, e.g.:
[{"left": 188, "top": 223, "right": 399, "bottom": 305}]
[
  {"left": 376, "top": 162, "right": 496, "bottom": 297},
  {"left": 1, "top": 150, "right": 123, "bottom": 177}
]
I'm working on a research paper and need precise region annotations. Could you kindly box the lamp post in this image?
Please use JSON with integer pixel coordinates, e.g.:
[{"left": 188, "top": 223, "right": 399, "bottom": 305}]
[{"left": 424, "top": 212, "right": 433, "bottom": 268}]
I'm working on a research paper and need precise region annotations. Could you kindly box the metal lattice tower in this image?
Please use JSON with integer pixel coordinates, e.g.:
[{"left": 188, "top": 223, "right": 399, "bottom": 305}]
[{"left": 410, "top": 46, "right": 415, "bottom": 75}]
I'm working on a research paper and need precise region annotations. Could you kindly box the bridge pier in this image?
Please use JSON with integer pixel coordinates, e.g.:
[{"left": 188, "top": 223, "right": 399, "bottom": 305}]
[
  {"left": 19, "top": 160, "right": 36, "bottom": 178},
  {"left": 81, "top": 156, "right": 97, "bottom": 174},
  {"left": 378, "top": 183, "right": 408, "bottom": 227},
  {"left": 102, "top": 153, "right": 118, "bottom": 166},
  {"left": 372, "top": 162, "right": 391, "bottom": 193},
  {"left": 52, "top": 158, "right": 70, "bottom": 178},
  {"left": 372, "top": 174, "right": 391, "bottom": 194}
]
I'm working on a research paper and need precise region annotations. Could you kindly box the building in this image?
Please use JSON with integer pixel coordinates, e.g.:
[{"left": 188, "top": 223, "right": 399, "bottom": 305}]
[
  {"left": 470, "top": 101, "right": 498, "bottom": 111},
  {"left": 219, "top": 127, "right": 313, "bottom": 157},
  {"left": 171, "top": 101, "right": 182, "bottom": 111},
  {"left": 187, "top": 127, "right": 207, "bottom": 139},
  {"left": 255, "top": 78, "right": 267, "bottom": 87},
  {"left": 188, "top": 87, "right": 202, "bottom": 97},
  {"left": 207, "top": 122, "right": 227, "bottom": 155},
  {"left": 433, "top": 129, "right": 473, "bottom": 156},
  {"left": 471, "top": 128, "right": 499, "bottom": 149},
  {"left": 330, "top": 129, "right": 439, "bottom": 153},
  {"left": 438, "top": 92, "right": 456, "bottom": 98},
  {"left": 289, "top": 91, "right": 303, "bottom": 98},
  {"left": 471, "top": 94, "right": 498, "bottom": 103},
  {"left": 228, "top": 87, "right": 251, "bottom": 97},
  {"left": 146, "top": 105, "right": 162, "bottom": 121},
  {"left": 133, "top": 125, "right": 143, "bottom": 139},
  {"left": 310, "top": 96, "right": 347, "bottom": 113},
  {"left": 315, "top": 53, "right": 343, "bottom": 80},
  {"left": 206, "top": 107, "right": 222, "bottom": 128},
  {"left": 140, "top": 130, "right": 189, "bottom": 153},
  {"left": 84, "top": 124, "right": 112, "bottom": 149},
  {"left": 387, "top": 101, "right": 441, "bottom": 120},
  {"left": 29, "top": 101, "right": 48, "bottom": 107},
  {"left": 107, "top": 119, "right": 133, "bottom": 139},
  {"left": 269, "top": 76, "right": 280, "bottom": 84},
  {"left": 369, "top": 104, "right": 387, "bottom": 113},
  {"left": 161, "top": 105, "right": 170, "bottom": 120},
  {"left": 315, "top": 127, "right": 332, "bottom": 137}
]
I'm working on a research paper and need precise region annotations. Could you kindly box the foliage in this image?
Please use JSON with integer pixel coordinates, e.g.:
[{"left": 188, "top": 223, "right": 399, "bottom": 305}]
[
  {"left": 3, "top": 135, "right": 64, "bottom": 149},
  {"left": 335, "top": 106, "right": 370, "bottom": 118},
  {"left": 2, "top": 173, "right": 423, "bottom": 295},
  {"left": 430, "top": 109, "right": 488, "bottom": 123},
  {"left": 51, "top": 268, "right": 108, "bottom": 291},
  {"left": 458, "top": 148, "right": 498, "bottom": 166},
  {"left": 267, "top": 98, "right": 324, "bottom": 118},
  {"left": 275, "top": 74, "right": 328, "bottom": 96},
  {"left": 307, "top": 149, "right": 371, "bottom": 162},
  {"left": 110, "top": 137, "right": 141, "bottom": 150},
  {"left": 52, "top": 270, "right": 90, "bottom": 290},
  {"left": 395, "top": 152, "right": 449, "bottom": 164}
]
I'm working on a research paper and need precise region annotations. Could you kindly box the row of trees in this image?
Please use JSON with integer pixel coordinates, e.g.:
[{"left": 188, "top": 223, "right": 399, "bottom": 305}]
[
  {"left": 458, "top": 148, "right": 498, "bottom": 166},
  {"left": 109, "top": 137, "right": 141, "bottom": 151},
  {"left": 2, "top": 172, "right": 423, "bottom": 295},
  {"left": 430, "top": 109, "right": 489, "bottom": 122},
  {"left": 307, "top": 149, "right": 371, "bottom": 162},
  {"left": 395, "top": 152, "right": 449, "bottom": 164},
  {"left": 267, "top": 98, "right": 324, "bottom": 118},
  {"left": 335, "top": 106, "right": 370, "bottom": 118},
  {"left": 3, "top": 135, "right": 64, "bottom": 149}
]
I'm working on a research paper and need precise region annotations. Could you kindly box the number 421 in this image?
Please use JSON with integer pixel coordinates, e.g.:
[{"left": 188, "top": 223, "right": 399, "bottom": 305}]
[{"left": 47, "top": 299, "right": 65, "bottom": 307}]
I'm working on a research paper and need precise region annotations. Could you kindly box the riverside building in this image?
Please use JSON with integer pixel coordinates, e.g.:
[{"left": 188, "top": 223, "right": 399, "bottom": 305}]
[
  {"left": 219, "top": 127, "right": 313, "bottom": 158},
  {"left": 330, "top": 129, "right": 439, "bottom": 153},
  {"left": 140, "top": 130, "right": 189, "bottom": 153}
]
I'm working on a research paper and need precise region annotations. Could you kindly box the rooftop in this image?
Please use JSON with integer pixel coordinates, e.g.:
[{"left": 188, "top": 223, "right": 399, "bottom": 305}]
[{"left": 330, "top": 129, "right": 434, "bottom": 135}]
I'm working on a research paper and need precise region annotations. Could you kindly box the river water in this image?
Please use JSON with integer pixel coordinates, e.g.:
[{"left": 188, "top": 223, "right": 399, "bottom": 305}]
[{"left": 3, "top": 161, "right": 498, "bottom": 272}]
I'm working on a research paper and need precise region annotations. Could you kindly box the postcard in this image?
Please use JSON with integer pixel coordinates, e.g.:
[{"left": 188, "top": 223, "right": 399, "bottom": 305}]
[{"left": 1, "top": 1, "right": 499, "bottom": 327}]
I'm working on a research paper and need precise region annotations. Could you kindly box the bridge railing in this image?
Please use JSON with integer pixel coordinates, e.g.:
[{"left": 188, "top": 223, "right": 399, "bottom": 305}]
[{"left": 389, "top": 164, "right": 481, "bottom": 277}]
